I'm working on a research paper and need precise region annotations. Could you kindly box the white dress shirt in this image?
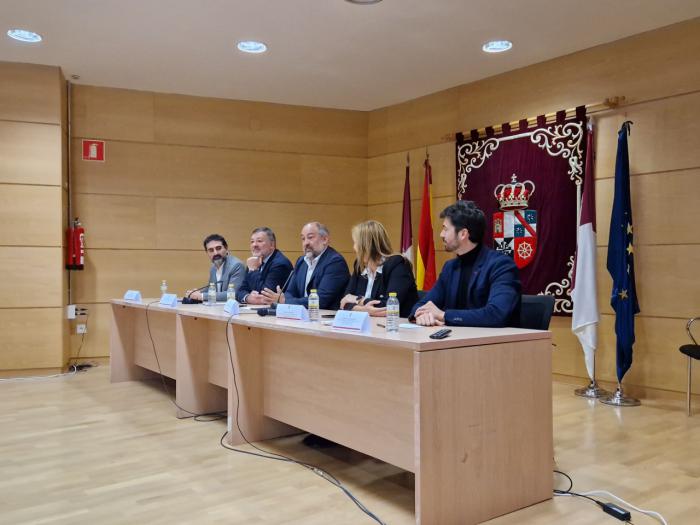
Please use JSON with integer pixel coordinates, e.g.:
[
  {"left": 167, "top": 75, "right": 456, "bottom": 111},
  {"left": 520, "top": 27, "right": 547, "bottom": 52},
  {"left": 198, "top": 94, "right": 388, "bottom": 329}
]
[
  {"left": 303, "top": 248, "right": 327, "bottom": 296},
  {"left": 361, "top": 262, "right": 384, "bottom": 299}
]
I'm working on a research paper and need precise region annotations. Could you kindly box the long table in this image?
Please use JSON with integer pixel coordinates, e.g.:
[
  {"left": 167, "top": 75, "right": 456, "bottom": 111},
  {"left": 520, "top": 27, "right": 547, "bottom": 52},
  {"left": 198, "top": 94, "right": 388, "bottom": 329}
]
[{"left": 111, "top": 298, "right": 553, "bottom": 524}]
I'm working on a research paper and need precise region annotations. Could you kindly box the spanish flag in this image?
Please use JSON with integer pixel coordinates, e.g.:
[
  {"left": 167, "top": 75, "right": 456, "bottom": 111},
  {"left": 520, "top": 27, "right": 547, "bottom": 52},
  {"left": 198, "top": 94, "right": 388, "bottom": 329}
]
[{"left": 416, "top": 157, "right": 436, "bottom": 290}]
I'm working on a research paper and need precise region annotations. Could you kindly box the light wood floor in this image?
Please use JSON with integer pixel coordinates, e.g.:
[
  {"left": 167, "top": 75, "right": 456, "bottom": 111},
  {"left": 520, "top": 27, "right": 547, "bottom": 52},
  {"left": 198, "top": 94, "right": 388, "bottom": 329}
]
[{"left": 0, "top": 366, "right": 698, "bottom": 525}]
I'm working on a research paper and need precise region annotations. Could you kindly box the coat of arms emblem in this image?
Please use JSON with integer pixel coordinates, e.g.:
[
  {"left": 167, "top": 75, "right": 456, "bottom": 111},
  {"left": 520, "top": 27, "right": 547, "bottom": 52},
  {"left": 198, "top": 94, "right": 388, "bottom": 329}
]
[{"left": 493, "top": 174, "right": 537, "bottom": 269}]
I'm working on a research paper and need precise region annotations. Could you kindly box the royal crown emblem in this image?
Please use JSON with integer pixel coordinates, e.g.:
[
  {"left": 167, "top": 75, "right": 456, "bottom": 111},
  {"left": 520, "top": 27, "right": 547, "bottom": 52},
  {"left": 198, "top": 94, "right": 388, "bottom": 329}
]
[
  {"left": 493, "top": 174, "right": 538, "bottom": 269},
  {"left": 493, "top": 173, "right": 536, "bottom": 210}
]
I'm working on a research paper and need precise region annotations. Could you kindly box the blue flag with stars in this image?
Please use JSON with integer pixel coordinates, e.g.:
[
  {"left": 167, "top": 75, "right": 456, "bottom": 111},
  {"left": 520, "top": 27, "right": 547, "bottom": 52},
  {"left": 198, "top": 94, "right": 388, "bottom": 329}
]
[{"left": 607, "top": 121, "right": 640, "bottom": 382}]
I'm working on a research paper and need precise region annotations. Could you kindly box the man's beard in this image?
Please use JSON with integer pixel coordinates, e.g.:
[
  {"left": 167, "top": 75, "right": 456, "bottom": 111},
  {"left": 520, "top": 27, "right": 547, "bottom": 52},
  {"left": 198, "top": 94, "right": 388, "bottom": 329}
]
[
  {"left": 443, "top": 240, "right": 459, "bottom": 253},
  {"left": 213, "top": 254, "right": 225, "bottom": 266}
]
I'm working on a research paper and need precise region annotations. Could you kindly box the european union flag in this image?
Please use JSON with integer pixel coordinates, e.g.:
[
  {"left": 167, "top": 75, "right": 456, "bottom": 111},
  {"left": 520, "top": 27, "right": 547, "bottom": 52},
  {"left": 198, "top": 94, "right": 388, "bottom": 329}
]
[{"left": 607, "top": 121, "right": 640, "bottom": 382}]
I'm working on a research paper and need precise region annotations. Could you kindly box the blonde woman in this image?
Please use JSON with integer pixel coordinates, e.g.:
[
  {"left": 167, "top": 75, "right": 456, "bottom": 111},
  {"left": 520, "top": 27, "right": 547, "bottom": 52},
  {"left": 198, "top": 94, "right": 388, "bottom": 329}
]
[{"left": 340, "top": 220, "right": 418, "bottom": 317}]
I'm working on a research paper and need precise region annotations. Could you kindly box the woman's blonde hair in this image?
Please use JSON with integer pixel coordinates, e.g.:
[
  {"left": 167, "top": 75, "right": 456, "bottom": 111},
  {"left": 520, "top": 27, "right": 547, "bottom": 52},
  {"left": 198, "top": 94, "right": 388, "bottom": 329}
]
[{"left": 351, "top": 220, "right": 393, "bottom": 273}]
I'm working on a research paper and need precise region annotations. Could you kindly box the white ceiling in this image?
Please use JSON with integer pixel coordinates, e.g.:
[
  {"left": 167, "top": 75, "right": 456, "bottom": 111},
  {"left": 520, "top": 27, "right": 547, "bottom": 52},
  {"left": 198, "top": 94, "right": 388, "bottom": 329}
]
[{"left": 1, "top": 0, "right": 699, "bottom": 111}]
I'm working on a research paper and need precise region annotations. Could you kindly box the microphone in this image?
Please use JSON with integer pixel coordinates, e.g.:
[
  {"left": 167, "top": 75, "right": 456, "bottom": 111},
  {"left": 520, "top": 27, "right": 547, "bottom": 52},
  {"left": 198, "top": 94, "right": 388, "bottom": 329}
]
[
  {"left": 182, "top": 280, "right": 223, "bottom": 304},
  {"left": 256, "top": 304, "right": 277, "bottom": 317},
  {"left": 280, "top": 265, "right": 297, "bottom": 293}
]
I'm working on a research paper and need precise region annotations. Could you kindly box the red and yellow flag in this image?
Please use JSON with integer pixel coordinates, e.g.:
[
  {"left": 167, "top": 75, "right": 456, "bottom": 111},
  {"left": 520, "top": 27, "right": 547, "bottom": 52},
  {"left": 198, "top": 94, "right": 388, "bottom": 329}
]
[{"left": 416, "top": 157, "right": 436, "bottom": 290}]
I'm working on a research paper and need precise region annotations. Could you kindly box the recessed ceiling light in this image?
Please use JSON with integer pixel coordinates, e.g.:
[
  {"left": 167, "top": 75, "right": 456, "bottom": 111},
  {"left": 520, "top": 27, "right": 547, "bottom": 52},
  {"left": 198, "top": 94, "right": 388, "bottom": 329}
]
[
  {"left": 237, "top": 41, "right": 267, "bottom": 54},
  {"left": 7, "top": 28, "right": 43, "bottom": 43},
  {"left": 482, "top": 40, "right": 512, "bottom": 53},
  {"left": 345, "top": 0, "right": 383, "bottom": 4}
]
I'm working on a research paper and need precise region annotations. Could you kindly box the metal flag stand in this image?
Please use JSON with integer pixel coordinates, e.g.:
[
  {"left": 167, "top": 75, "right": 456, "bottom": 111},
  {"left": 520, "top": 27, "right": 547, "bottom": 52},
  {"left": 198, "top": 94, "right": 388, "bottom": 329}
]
[
  {"left": 600, "top": 382, "right": 640, "bottom": 407},
  {"left": 575, "top": 357, "right": 610, "bottom": 398}
]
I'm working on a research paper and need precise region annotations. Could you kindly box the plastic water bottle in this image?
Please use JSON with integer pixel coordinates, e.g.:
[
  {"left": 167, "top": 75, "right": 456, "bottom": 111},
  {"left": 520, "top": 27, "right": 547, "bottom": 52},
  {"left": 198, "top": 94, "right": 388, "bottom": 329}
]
[
  {"left": 227, "top": 283, "right": 236, "bottom": 302},
  {"left": 208, "top": 282, "right": 216, "bottom": 305},
  {"left": 386, "top": 292, "right": 400, "bottom": 332},
  {"left": 160, "top": 280, "right": 168, "bottom": 297},
  {"left": 308, "top": 289, "right": 320, "bottom": 322}
]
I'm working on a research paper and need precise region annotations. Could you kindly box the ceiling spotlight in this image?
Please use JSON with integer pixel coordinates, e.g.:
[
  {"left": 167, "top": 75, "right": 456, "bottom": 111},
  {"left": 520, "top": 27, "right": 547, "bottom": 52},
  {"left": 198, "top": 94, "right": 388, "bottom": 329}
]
[
  {"left": 482, "top": 40, "right": 513, "bottom": 53},
  {"left": 7, "top": 28, "right": 43, "bottom": 43},
  {"left": 345, "top": 0, "right": 383, "bottom": 4},
  {"left": 237, "top": 41, "right": 267, "bottom": 54}
]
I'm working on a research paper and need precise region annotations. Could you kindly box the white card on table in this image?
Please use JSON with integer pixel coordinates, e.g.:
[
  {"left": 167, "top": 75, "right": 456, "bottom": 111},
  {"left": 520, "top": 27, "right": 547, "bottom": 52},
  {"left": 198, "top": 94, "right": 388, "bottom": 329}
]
[
  {"left": 332, "top": 310, "right": 371, "bottom": 333},
  {"left": 276, "top": 304, "right": 309, "bottom": 321},
  {"left": 223, "top": 300, "right": 240, "bottom": 315},
  {"left": 159, "top": 293, "right": 178, "bottom": 308},
  {"left": 123, "top": 290, "right": 142, "bottom": 302}
]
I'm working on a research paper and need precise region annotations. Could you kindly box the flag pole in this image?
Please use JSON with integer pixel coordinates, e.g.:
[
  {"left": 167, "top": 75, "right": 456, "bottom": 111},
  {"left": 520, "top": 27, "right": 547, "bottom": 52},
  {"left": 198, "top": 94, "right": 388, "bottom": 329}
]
[
  {"left": 574, "top": 354, "right": 610, "bottom": 398},
  {"left": 600, "top": 381, "right": 640, "bottom": 406},
  {"left": 572, "top": 118, "right": 609, "bottom": 398},
  {"left": 599, "top": 120, "right": 640, "bottom": 408},
  {"left": 573, "top": 157, "right": 608, "bottom": 398}
]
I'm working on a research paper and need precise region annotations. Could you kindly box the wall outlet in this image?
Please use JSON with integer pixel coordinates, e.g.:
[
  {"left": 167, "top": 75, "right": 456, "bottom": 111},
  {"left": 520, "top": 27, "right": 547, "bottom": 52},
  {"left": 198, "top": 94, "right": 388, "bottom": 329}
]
[
  {"left": 76, "top": 323, "right": 87, "bottom": 334},
  {"left": 66, "top": 304, "right": 76, "bottom": 319}
]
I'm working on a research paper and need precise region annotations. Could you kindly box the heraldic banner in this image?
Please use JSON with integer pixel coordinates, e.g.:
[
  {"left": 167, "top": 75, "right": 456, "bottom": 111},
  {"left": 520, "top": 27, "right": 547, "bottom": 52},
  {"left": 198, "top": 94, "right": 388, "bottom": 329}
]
[{"left": 455, "top": 106, "right": 587, "bottom": 315}]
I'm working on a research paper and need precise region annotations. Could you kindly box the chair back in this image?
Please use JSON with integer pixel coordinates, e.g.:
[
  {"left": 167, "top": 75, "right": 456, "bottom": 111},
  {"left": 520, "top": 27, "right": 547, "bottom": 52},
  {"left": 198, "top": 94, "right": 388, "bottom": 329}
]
[{"left": 520, "top": 294, "right": 555, "bottom": 330}]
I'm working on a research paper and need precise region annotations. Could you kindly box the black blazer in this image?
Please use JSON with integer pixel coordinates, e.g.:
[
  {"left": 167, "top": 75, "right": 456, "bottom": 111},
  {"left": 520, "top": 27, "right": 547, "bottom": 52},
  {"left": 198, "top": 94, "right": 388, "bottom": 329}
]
[
  {"left": 344, "top": 255, "right": 418, "bottom": 317},
  {"left": 236, "top": 249, "right": 293, "bottom": 302}
]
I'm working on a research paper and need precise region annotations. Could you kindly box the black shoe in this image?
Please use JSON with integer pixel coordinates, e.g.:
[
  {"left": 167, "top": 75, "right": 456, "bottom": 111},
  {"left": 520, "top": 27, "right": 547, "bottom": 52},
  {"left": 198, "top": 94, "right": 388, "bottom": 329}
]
[{"left": 302, "top": 433, "right": 336, "bottom": 449}]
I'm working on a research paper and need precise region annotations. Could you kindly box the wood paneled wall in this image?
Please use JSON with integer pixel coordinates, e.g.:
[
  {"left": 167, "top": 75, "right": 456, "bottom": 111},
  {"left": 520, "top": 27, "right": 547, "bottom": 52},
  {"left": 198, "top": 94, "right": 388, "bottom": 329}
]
[
  {"left": 367, "top": 18, "right": 700, "bottom": 395},
  {"left": 69, "top": 87, "right": 368, "bottom": 359},
  {"left": 0, "top": 62, "right": 68, "bottom": 372}
]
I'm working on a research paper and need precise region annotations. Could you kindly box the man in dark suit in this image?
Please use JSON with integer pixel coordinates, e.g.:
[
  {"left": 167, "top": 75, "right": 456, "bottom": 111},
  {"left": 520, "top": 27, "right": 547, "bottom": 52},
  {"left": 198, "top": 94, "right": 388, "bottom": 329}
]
[
  {"left": 186, "top": 234, "right": 245, "bottom": 302},
  {"left": 410, "top": 201, "right": 521, "bottom": 327},
  {"left": 236, "top": 227, "right": 293, "bottom": 304},
  {"left": 261, "top": 222, "right": 349, "bottom": 310}
]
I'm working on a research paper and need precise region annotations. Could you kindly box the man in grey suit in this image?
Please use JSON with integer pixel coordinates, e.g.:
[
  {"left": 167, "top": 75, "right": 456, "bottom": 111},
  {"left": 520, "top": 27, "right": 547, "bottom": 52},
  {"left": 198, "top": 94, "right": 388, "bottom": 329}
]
[{"left": 186, "top": 234, "right": 245, "bottom": 302}]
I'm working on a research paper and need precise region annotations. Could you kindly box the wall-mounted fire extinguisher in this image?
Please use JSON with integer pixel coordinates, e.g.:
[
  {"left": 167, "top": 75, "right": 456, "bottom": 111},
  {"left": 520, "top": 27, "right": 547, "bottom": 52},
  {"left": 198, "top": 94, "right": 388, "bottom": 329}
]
[{"left": 66, "top": 218, "right": 85, "bottom": 270}]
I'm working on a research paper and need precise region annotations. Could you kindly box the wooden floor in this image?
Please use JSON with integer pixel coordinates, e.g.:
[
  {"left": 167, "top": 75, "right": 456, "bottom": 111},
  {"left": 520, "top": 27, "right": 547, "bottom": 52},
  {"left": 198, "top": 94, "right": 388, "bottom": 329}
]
[{"left": 0, "top": 366, "right": 698, "bottom": 525}]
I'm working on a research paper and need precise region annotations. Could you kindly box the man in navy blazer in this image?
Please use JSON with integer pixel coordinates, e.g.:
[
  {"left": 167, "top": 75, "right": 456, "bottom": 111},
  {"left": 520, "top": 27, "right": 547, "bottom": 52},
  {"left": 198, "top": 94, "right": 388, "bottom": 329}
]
[
  {"left": 236, "top": 227, "right": 293, "bottom": 304},
  {"left": 411, "top": 201, "right": 521, "bottom": 327},
  {"left": 262, "top": 222, "right": 349, "bottom": 310}
]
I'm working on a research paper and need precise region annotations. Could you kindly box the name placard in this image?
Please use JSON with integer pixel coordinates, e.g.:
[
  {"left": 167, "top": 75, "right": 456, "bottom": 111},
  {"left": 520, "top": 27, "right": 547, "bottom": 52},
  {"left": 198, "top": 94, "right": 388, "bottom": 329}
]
[
  {"left": 223, "top": 300, "right": 240, "bottom": 315},
  {"left": 332, "top": 310, "right": 371, "bottom": 333},
  {"left": 159, "top": 293, "right": 178, "bottom": 308},
  {"left": 123, "top": 290, "right": 142, "bottom": 302},
  {"left": 276, "top": 303, "right": 309, "bottom": 321}
]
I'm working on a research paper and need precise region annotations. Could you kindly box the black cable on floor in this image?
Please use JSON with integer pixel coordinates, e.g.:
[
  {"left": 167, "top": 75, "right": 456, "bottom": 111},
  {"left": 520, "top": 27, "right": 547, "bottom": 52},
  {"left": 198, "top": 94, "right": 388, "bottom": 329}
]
[
  {"left": 144, "top": 301, "right": 226, "bottom": 421},
  {"left": 221, "top": 315, "right": 386, "bottom": 525}
]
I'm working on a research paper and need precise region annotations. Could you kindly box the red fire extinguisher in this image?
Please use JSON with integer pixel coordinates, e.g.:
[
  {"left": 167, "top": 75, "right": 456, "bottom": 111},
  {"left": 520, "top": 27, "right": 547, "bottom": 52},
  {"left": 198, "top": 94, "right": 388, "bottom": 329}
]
[{"left": 66, "top": 218, "right": 85, "bottom": 270}]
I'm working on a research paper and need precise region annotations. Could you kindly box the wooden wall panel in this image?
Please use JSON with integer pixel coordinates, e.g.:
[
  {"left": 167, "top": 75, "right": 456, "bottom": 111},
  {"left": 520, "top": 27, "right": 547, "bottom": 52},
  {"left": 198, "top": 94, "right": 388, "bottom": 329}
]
[
  {"left": 73, "top": 194, "right": 157, "bottom": 249},
  {"left": 0, "top": 247, "right": 62, "bottom": 307},
  {"left": 74, "top": 193, "right": 365, "bottom": 252},
  {"left": 551, "top": 314, "right": 698, "bottom": 393},
  {"left": 0, "top": 308, "right": 65, "bottom": 369},
  {"left": 72, "top": 249, "right": 202, "bottom": 303},
  {"left": 0, "top": 121, "right": 62, "bottom": 185},
  {"left": 68, "top": 303, "right": 111, "bottom": 359},
  {"left": 593, "top": 93, "right": 700, "bottom": 179},
  {"left": 368, "top": 86, "right": 461, "bottom": 158},
  {"left": 0, "top": 61, "right": 62, "bottom": 124},
  {"left": 71, "top": 85, "right": 155, "bottom": 142},
  {"left": 70, "top": 139, "right": 367, "bottom": 204},
  {"left": 367, "top": 141, "right": 455, "bottom": 206},
  {"left": 596, "top": 169, "right": 700, "bottom": 247},
  {"left": 154, "top": 198, "right": 365, "bottom": 252},
  {"left": 0, "top": 185, "right": 62, "bottom": 246},
  {"left": 153, "top": 93, "right": 368, "bottom": 157}
]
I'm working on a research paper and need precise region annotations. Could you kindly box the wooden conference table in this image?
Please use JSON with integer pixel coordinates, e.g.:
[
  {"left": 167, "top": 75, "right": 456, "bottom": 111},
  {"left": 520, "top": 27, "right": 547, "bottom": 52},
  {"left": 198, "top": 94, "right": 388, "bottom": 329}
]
[{"left": 110, "top": 298, "right": 553, "bottom": 524}]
